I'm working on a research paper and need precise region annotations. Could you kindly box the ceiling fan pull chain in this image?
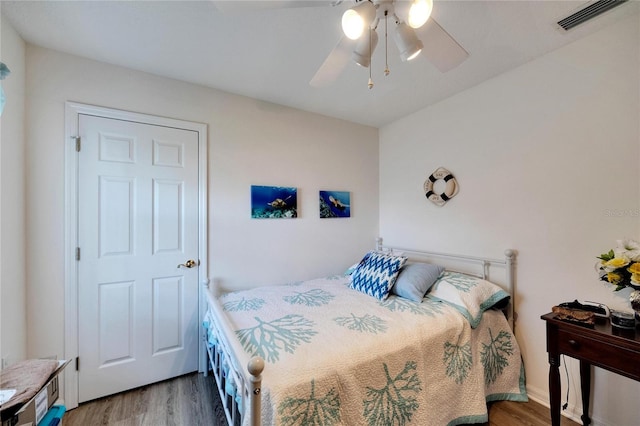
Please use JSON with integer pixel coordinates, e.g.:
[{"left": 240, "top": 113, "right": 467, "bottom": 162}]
[
  {"left": 368, "top": 27, "right": 374, "bottom": 89},
  {"left": 384, "top": 10, "right": 390, "bottom": 76}
]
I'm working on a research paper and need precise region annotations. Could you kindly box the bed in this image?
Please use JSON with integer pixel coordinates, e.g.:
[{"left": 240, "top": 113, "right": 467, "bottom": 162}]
[{"left": 203, "top": 239, "right": 527, "bottom": 426}]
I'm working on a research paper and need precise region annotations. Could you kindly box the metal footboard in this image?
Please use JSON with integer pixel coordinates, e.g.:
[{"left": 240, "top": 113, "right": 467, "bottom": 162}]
[{"left": 204, "top": 303, "right": 264, "bottom": 426}]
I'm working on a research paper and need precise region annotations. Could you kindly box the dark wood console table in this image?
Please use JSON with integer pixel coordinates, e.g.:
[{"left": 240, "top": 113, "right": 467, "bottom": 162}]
[{"left": 541, "top": 312, "right": 640, "bottom": 426}]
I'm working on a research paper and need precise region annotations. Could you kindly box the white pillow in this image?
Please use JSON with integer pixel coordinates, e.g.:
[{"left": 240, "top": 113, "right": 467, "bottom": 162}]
[{"left": 427, "top": 271, "right": 510, "bottom": 327}]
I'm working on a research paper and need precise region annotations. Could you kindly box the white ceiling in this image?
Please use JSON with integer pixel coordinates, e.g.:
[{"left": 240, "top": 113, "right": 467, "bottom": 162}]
[{"left": 2, "top": 0, "right": 638, "bottom": 127}]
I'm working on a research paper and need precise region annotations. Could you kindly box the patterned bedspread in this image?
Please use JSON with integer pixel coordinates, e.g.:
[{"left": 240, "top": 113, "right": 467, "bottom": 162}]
[{"left": 207, "top": 274, "right": 527, "bottom": 426}]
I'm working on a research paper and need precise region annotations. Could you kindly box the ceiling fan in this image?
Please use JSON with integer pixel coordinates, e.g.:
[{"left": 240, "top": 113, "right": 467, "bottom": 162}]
[
  {"left": 311, "top": 0, "right": 469, "bottom": 89},
  {"left": 212, "top": 0, "right": 468, "bottom": 89}
]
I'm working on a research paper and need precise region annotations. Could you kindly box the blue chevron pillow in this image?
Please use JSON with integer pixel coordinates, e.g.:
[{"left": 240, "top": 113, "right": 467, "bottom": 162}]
[{"left": 350, "top": 251, "right": 408, "bottom": 300}]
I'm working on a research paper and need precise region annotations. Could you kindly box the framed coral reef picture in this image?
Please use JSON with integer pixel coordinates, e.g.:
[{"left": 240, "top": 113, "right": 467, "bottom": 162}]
[
  {"left": 251, "top": 185, "right": 298, "bottom": 219},
  {"left": 319, "top": 190, "right": 350, "bottom": 218}
]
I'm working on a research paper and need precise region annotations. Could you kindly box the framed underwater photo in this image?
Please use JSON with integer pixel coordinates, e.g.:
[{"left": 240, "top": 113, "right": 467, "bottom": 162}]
[
  {"left": 319, "top": 190, "right": 350, "bottom": 218},
  {"left": 251, "top": 185, "right": 298, "bottom": 219}
]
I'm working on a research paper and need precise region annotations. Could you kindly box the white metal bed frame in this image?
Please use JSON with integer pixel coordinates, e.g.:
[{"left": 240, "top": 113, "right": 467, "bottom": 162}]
[{"left": 204, "top": 238, "right": 518, "bottom": 426}]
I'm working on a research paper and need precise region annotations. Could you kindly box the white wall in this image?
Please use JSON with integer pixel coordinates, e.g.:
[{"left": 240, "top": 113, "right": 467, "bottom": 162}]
[
  {"left": 380, "top": 15, "right": 639, "bottom": 426},
  {"left": 25, "top": 45, "right": 378, "bottom": 360},
  {"left": 0, "top": 15, "right": 26, "bottom": 368}
]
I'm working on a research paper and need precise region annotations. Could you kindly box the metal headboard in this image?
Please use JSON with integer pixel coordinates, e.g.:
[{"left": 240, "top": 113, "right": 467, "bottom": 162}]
[{"left": 375, "top": 237, "right": 518, "bottom": 332}]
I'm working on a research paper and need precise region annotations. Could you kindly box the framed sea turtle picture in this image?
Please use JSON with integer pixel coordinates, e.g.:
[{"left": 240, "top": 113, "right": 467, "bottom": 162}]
[
  {"left": 319, "top": 190, "right": 350, "bottom": 218},
  {"left": 251, "top": 185, "right": 298, "bottom": 219}
]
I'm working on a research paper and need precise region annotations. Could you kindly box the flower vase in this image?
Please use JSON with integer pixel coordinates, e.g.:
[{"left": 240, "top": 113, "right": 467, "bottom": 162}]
[{"left": 630, "top": 290, "right": 640, "bottom": 326}]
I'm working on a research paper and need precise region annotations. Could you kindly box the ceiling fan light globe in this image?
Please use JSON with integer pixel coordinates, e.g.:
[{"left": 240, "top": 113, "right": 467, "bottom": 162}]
[
  {"left": 408, "top": 0, "right": 433, "bottom": 29},
  {"left": 357, "top": 1, "right": 378, "bottom": 26},
  {"left": 342, "top": 9, "right": 364, "bottom": 40},
  {"left": 394, "top": 22, "right": 423, "bottom": 61},
  {"left": 406, "top": 45, "right": 423, "bottom": 61},
  {"left": 342, "top": 1, "right": 377, "bottom": 40},
  {"left": 352, "top": 29, "right": 379, "bottom": 67}
]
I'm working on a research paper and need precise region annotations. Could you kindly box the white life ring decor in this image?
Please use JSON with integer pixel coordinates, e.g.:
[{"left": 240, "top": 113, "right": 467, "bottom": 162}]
[{"left": 424, "top": 167, "right": 459, "bottom": 207}]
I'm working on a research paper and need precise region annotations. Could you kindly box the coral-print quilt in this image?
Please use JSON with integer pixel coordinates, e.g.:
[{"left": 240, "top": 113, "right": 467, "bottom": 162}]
[{"left": 210, "top": 275, "right": 527, "bottom": 426}]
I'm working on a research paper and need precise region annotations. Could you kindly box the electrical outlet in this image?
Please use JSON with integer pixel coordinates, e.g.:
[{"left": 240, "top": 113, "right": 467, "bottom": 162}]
[{"left": 1, "top": 358, "right": 8, "bottom": 369}]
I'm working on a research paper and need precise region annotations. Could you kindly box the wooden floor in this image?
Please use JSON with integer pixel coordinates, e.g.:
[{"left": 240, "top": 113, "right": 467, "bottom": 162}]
[
  {"left": 482, "top": 400, "right": 579, "bottom": 426},
  {"left": 65, "top": 373, "right": 225, "bottom": 426},
  {"left": 64, "top": 373, "right": 579, "bottom": 426}
]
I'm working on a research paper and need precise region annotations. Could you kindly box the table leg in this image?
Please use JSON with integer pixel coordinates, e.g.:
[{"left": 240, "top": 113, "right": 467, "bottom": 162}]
[
  {"left": 549, "top": 353, "right": 561, "bottom": 426},
  {"left": 580, "top": 360, "right": 592, "bottom": 426}
]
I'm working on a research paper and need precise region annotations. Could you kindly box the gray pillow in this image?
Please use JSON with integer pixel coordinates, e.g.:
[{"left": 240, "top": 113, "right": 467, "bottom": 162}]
[{"left": 391, "top": 263, "right": 445, "bottom": 302}]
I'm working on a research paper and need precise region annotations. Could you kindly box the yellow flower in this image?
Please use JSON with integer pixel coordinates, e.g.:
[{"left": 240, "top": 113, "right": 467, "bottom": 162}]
[
  {"left": 607, "top": 272, "right": 623, "bottom": 284},
  {"left": 628, "top": 262, "right": 640, "bottom": 275},
  {"left": 603, "top": 257, "right": 630, "bottom": 272},
  {"left": 607, "top": 257, "right": 630, "bottom": 268}
]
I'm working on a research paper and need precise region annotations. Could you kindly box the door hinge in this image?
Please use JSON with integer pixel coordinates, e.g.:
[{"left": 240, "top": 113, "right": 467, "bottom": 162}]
[
  {"left": 76, "top": 247, "right": 81, "bottom": 261},
  {"left": 72, "top": 136, "right": 81, "bottom": 152},
  {"left": 75, "top": 356, "right": 79, "bottom": 371}
]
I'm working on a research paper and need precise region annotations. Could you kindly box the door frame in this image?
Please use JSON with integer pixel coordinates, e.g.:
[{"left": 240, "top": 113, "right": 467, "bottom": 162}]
[{"left": 63, "top": 102, "right": 208, "bottom": 409}]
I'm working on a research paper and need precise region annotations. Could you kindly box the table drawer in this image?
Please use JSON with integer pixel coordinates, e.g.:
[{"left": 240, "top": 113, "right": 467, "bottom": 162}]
[{"left": 558, "top": 329, "right": 640, "bottom": 380}]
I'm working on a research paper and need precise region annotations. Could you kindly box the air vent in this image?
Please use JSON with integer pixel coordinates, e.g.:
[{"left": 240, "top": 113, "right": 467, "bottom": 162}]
[{"left": 557, "top": 0, "right": 628, "bottom": 31}]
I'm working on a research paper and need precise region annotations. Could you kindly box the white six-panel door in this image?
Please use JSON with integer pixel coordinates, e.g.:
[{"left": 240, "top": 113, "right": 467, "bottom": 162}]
[{"left": 77, "top": 114, "right": 200, "bottom": 402}]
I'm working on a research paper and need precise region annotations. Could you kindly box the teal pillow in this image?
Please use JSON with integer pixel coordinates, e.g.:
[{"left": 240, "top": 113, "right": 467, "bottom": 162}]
[
  {"left": 391, "top": 263, "right": 444, "bottom": 302},
  {"left": 343, "top": 262, "right": 360, "bottom": 276}
]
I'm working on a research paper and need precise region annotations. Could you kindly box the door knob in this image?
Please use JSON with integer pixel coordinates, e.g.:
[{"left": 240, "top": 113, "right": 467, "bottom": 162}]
[{"left": 177, "top": 259, "right": 198, "bottom": 269}]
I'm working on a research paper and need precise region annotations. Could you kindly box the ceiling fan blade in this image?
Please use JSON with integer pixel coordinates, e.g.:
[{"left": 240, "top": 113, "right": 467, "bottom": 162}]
[
  {"left": 418, "top": 18, "right": 469, "bottom": 72},
  {"left": 212, "top": 1, "right": 329, "bottom": 14},
  {"left": 309, "top": 36, "right": 356, "bottom": 88}
]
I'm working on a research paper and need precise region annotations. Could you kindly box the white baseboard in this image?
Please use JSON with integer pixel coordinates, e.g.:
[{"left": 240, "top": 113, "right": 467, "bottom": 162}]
[{"left": 525, "top": 385, "right": 584, "bottom": 425}]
